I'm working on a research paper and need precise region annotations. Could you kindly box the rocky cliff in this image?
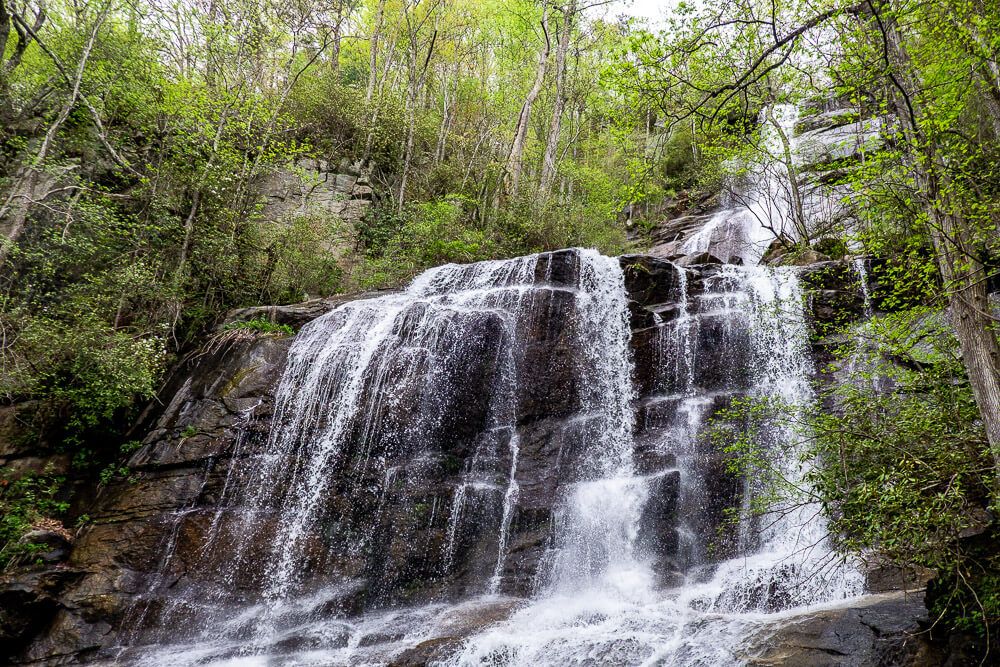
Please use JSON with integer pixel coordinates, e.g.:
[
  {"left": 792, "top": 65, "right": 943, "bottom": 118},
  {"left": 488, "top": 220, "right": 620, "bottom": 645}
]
[{"left": 0, "top": 249, "right": 932, "bottom": 666}]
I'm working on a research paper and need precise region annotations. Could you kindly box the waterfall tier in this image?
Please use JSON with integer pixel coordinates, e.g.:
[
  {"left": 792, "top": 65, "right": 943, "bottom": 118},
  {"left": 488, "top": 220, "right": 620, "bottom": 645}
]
[{"left": 93, "top": 249, "right": 863, "bottom": 666}]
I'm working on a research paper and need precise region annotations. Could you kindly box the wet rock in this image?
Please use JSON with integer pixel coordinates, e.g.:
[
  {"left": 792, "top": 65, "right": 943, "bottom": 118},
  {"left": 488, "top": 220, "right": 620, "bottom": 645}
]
[
  {"left": 4, "top": 251, "right": 912, "bottom": 664},
  {"left": 638, "top": 471, "right": 681, "bottom": 579},
  {"left": 677, "top": 250, "right": 726, "bottom": 266},
  {"left": 387, "top": 597, "right": 520, "bottom": 666},
  {"left": 633, "top": 439, "right": 677, "bottom": 475},
  {"left": 746, "top": 591, "right": 940, "bottom": 666},
  {"left": 620, "top": 254, "right": 683, "bottom": 307},
  {"left": 535, "top": 248, "right": 581, "bottom": 287},
  {"left": 389, "top": 636, "right": 462, "bottom": 667}
]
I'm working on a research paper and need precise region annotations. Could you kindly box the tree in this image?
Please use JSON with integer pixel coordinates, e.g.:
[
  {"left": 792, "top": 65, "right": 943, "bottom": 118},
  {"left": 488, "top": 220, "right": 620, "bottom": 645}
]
[{"left": 503, "top": 1, "right": 550, "bottom": 198}]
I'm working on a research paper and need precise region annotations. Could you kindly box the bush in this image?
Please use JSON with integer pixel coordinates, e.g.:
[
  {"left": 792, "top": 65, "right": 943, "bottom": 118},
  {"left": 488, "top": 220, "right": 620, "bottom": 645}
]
[
  {"left": 1, "top": 313, "right": 166, "bottom": 446},
  {"left": 708, "top": 306, "right": 999, "bottom": 644},
  {"left": 0, "top": 468, "right": 70, "bottom": 570},
  {"left": 222, "top": 317, "right": 295, "bottom": 336},
  {"left": 809, "top": 308, "right": 997, "bottom": 640}
]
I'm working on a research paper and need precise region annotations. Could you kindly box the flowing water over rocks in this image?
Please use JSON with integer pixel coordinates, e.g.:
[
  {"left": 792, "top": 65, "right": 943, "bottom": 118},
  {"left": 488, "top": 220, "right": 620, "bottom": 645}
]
[{"left": 71, "top": 247, "right": 873, "bottom": 667}]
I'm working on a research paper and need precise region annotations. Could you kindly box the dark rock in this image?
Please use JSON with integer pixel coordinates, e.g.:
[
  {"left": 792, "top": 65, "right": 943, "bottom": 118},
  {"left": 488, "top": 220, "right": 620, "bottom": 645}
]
[
  {"left": 0, "top": 569, "right": 84, "bottom": 661},
  {"left": 638, "top": 471, "right": 682, "bottom": 580},
  {"left": 633, "top": 439, "right": 677, "bottom": 475},
  {"left": 620, "top": 254, "right": 683, "bottom": 307},
  {"left": 0, "top": 583, "right": 61, "bottom": 659},
  {"left": 746, "top": 591, "right": 942, "bottom": 666},
  {"left": 677, "top": 251, "right": 725, "bottom": 266},
  {"left": 389, "top": 636, "right": 463, "bottom": 666}
]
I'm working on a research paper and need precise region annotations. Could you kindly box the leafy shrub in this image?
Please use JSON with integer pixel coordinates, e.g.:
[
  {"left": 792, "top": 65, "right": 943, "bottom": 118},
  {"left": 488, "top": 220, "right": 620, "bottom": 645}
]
[
  {"left": 0, "top": 468, "right": 70, "bottom": 570},
  {"left": 1, "top": 313, "right": 166, "bottom": 446},
  {"left": 222, "top": 317, "right": 295, "bottom": 336},
  {"left": 709, "top": 306, "right": 998, "bottom": 644},
  {"left": 809, "top": 309, "right": 997, "bottom": 639}
]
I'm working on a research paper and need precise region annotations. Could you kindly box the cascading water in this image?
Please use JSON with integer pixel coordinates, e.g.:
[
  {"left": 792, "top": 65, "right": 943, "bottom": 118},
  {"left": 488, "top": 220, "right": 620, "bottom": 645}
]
[
  {"left": 443, "top": 263, "right": 864, "bottom": 667},
  {"left": 681, "top": 105, "right": 803, "bottom": 265},
  {"left": 106, "top": 247, "right": 865, "bottom": 667}
]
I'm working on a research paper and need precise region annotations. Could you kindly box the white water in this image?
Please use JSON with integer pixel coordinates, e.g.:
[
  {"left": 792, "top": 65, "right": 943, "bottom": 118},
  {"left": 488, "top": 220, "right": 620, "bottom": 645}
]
[
  {"left": 111, "top": 249, "right": 865, "bottom": 666},
  {"left": 443, "top": 264, "right": 864, "bottom": 667},
  {"left": 681, "top": 105, "right": 801, "bottom": 265},
  {"left": 853, "top": 257, "right": 874, "bottom": 318}
]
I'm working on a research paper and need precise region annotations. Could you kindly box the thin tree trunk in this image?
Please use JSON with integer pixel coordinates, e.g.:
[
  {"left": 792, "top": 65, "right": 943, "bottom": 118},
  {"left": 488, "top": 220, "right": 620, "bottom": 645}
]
[
  {"left": 504, "top": 4, "right": 550, "bottom": 199},
  {"left": 766, "top": 105, "right": 806, "bottom": 241},
  {"left": 539, "top": 1, "right": 574, "bottom": 198},
  {"left": 397, "top": 27, "right": 437, "bottom": 215},
  {"left": 0, "top": 2, "right": 107, "bottom": 263},
  {"left": 366, "top": 0, "right": 387, "bottom": 104}
]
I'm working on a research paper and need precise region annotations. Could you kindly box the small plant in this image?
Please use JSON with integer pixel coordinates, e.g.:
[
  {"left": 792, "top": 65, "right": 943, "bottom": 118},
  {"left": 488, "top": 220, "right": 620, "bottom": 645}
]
[
  {"left": 0, "top": 468, "right": 70, "bottom": 569},
  {"left": 180, "top": 424, "right": 198, "bottom": 438},
  {"left": 223, "top": 317, "right": 295, "bottom": 336}
]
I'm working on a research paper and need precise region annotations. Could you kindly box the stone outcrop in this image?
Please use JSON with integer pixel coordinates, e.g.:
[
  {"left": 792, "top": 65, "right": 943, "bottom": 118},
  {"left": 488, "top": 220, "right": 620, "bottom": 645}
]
[
  {"left": 746, "top": 591, "right": 941, "bottom": 666},
  {"left": 259, "top": 157, "right": 375, "bottom": 227}
]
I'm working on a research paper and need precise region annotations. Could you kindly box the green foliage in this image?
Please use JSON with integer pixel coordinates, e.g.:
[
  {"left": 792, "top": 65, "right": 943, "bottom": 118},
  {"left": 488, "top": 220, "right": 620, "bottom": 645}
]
[
  {"left": 96, "top": 439, "right": 144, "bottom": 487},
  {"left": 710, "top": 305, "right": 998, "bottom": 641},
  {"left": 0, "top": 312, "right": 165, "bottom": 446},
  {"left": 355, "top": 192, "right": 627, "bottom": 290},
  {"left": 809, "top": 309, "right": 996, "bottom": 639},
  {"left": 0, "top": 468, "right": 70, "bottom": 570},
  {"left": 223, "top": 318, "right": 295, "bottom": 336}
]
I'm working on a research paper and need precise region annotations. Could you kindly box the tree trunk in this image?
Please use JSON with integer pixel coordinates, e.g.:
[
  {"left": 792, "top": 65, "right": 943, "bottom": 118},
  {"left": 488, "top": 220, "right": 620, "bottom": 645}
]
[
  {"left": 539, "top": 1, "right": 574, "bottom": 198},
  {"left": 766, "top": 105, "right": 807, "bottom": 241},
  {"left": 366, "top": 0, "right": 387, "bottom": 104},
  {"left": 928, "top": 197, "right": 1000, "bottom": 467},
  {"left": 503, "top": 4, "right": 550, "bottom": 199},
  {"left": 876, "top": 2, "right": 1000, "bottom": 474},
  {"left": 0, "top": 2, "right": 105, "bottom": 264},
  {"left": 397, "top": 23, "right": 437, "bottom": 215}
]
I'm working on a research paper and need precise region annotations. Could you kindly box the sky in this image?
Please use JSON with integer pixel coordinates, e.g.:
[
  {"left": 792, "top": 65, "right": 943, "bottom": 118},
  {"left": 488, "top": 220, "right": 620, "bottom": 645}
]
[{"left": 608, "top": 0, "right": 679, "bottom": 24}]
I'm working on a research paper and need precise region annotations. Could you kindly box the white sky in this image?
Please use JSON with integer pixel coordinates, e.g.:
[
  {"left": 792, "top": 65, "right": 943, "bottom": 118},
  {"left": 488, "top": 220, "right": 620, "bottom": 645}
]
[{"left": 607, "top": 0, "right": 680, "bottom": 24}]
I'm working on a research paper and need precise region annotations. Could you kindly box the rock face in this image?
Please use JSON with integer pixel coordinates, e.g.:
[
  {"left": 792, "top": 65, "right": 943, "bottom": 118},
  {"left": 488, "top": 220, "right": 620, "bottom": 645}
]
[
  {"left": 259, "top": 157, "right": 375, "bottom": 227},
  {"left": 0, "top": 250, "right": 929, "bottom": 666},
  {"left": 746, "top": 591, "right": 940, "bottom": 666},
  {"left": 2, "top": 333, "right": 294, "bottom": 664}
]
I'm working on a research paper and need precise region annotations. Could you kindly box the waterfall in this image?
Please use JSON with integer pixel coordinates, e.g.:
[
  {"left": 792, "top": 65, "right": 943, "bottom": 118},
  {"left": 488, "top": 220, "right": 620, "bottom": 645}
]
[
  {"left": 681, "top": 105, "right": 802, "bottom": 265},
  {"left": 111, "top": 247, "right": 863, "bottom": 667},
  {"left": 444, "top": 263, "right": 863, "bottom": 667},
  {"left": 853, "top": 257, "right": 874, "bottom": 318}
]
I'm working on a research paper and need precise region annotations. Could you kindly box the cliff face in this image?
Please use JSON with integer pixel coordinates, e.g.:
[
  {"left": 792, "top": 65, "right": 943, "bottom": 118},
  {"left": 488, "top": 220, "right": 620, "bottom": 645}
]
[{"left": 0, "top": 250, "right": 907, "bottom": 666}]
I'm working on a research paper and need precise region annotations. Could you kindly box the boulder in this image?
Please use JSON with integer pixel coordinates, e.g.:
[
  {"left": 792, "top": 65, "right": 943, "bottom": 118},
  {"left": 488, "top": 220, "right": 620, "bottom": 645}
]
[{"left": 746, "top": 591, "right": 941, "bottom": 666}]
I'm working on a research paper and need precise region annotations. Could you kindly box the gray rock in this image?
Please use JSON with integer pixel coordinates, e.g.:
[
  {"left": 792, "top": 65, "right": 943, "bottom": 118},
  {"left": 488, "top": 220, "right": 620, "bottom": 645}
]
[{"left": 746, "top": 591, "right": 941, "bottom": 666}]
